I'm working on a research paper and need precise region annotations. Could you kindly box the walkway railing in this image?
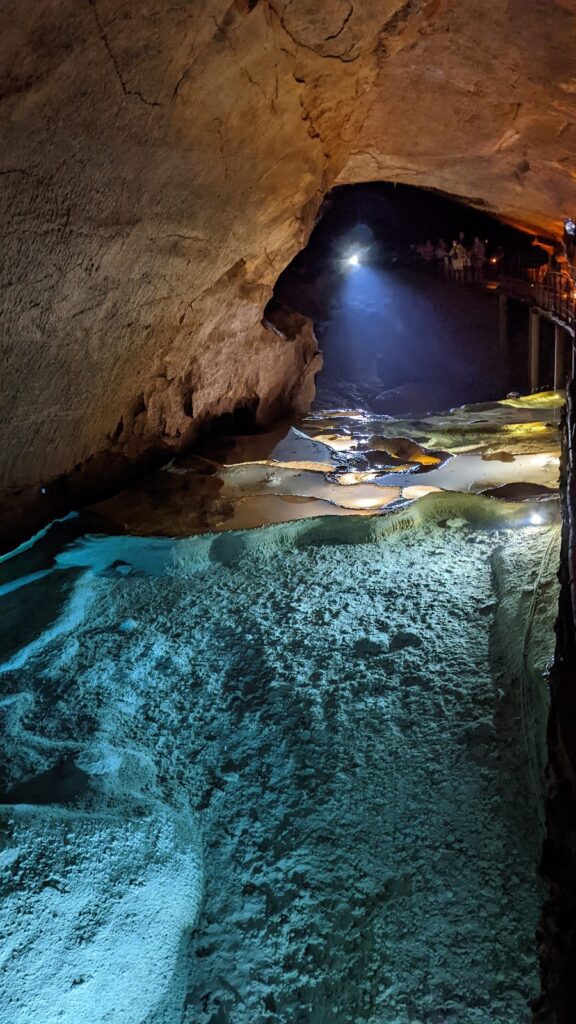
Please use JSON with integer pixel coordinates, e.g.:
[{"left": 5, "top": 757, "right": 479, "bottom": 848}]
[
  {"left": 427, "top": 257, "right": 576, "bottom": 334},
  {"left": 417, "top": 255, "right": 576, "bottom": 387},
  {"left": 500, "top": 271, "right": 576, "bottom": 330}
]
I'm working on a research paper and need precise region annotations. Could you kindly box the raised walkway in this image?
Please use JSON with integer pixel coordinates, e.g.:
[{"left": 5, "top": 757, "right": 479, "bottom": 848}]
[{"left": 429, "top": 261, "right": 576, "bottom": 390}]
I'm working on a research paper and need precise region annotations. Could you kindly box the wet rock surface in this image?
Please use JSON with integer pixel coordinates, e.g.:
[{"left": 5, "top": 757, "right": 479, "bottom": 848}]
[{"left": 86, "top": 392, "right": 562, "bottom": 537}]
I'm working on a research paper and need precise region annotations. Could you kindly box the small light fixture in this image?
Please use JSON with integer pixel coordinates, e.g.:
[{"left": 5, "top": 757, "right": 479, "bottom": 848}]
[
  {"left": 347, "top": 252, "right": 360, "bottom": 267},
  {"left": 529, "top": 512, "right": 543, "bottom": 525}
]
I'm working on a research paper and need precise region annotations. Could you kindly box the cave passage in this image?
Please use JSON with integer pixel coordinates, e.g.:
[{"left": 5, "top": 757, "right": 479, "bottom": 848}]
[
  {"left": 0, "top": 184, "right": 563, "bottom": 1024},
  {"left": 271, "top": 182, "right": 550, "bottom": 412}
]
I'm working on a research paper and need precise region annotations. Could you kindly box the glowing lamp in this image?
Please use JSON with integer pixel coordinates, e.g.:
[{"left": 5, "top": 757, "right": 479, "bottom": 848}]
[
  {"left": 347, "top": 253, "right": 360, "bottom": 267},
  {"left": 529, "top": 512, "right": 543, "bottom": 525}
]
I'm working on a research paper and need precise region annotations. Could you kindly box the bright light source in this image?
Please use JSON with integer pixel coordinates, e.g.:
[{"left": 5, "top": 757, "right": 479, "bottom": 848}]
[
  {"left": 529, "top": 512, "right": 543, "bottom": 525},
  {"left": 335, "top": 471, "right": 376, "bottom": 485},
  {"left": 347, "top": 253, "right": 360, "bottom": 267}
]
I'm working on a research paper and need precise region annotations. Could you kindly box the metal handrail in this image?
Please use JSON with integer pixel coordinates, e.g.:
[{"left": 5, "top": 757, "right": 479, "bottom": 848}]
[{"left": 427, "top": 257, "right": 576, "bottom": 330}]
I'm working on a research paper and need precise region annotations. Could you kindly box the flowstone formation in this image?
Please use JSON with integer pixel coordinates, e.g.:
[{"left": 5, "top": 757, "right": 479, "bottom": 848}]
[
  {"left": 2, "top": 0, "right": 576, "bottom": 524},
  {"left": 87, "top": 391, "right": 562, "bottom": 535}
]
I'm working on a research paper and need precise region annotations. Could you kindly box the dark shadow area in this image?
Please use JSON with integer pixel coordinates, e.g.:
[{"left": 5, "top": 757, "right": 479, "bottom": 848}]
[
  {"left": 537, "top": 382, "right": 576, "bottom": 1024},
  {"left": 269, "top": 182, "right": 548, "bottom": 414},
  {"left": 205, "top": 398, "right": 261, "bottom": 437},
  {"left": 0, "top": 567, "right": 81, "bottom": 664},
  {"left": 0, "top": 405, "right": 262, "bottom": 556},
  {"left": 0, "top": 757, "right": 92, "bottom": 806}
]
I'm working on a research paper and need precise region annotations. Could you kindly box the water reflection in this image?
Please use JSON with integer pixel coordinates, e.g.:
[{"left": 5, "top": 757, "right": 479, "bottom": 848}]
[{"left": 82, "top": 391, "right": 562, "bottom": 537}]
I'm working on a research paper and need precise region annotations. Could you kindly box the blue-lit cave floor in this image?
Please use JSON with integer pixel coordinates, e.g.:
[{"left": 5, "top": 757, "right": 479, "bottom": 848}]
[{"left": 0, "top": 394, "right": 562, "bottom": 1024}]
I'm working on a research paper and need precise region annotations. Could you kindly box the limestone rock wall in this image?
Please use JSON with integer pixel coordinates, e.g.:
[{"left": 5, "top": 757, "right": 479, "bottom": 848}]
[{"left": 1, "top": 0, "right": 576, "bottom": 508}]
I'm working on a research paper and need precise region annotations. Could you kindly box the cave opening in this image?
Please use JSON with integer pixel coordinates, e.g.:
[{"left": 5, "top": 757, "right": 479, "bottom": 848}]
[{"left": 267, "top": 181, "right": 556, "bottom": 415}]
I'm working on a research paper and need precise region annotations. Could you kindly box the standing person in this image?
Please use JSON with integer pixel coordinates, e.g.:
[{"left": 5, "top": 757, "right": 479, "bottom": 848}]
[
  {"left": 435, "top": 237, "right": 448, "bottom": 276},
  {"left": 458, "top": 231, "right": 472, "bottom": 280},
  {"left": 418, "top": 239, "right": 435, "bottom": 263},
  {"left": 563, "top": 217, "right": 576, "bottom": 275},
  {"left": 435, "top": 237, "right": 447, "bottom": 259},
  {"left": 449, "top": 238, "right": 467, "bottom": 280},
  {"left": 471, "top": 236, "right": 486, "bottom": 281}
]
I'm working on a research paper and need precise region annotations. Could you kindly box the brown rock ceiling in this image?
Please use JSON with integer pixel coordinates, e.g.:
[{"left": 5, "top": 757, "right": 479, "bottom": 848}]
[{"left": 1, "top": 0, "right": 576, "bottom": 508}]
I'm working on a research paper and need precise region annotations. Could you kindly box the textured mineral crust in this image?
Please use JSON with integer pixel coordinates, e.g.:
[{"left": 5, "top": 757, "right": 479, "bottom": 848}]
[{"left": 0, "top": 491, "right": 559, "bottom": 1024}]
